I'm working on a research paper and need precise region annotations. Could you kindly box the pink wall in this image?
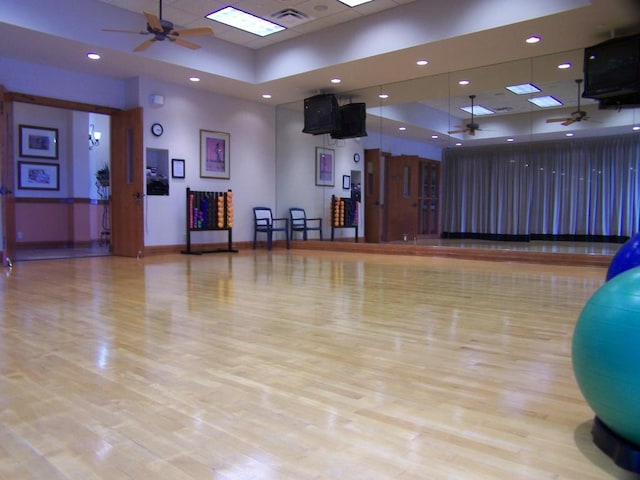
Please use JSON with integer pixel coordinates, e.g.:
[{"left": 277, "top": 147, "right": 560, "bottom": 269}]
[{"left": 16, "top": 199, "right": 106, "bottom": 247}]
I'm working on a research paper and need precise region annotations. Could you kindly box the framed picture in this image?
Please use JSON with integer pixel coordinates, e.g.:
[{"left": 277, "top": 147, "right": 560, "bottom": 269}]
[
  {"left": 343, "top": 174, "right": 351, "bottom": 190},
  {"left": 172, "top": 158, "right": 185, "bottom": 179},
  {"left": 19, "top": 125, "right": 58, "bottom": 159},
  {"left": 200, "top": 130, "right": 230, "bottom": 179},
  {"left": 18, "top": 161, "right": 60, "bottom": 191},
  {"left": 315, "top": 147, "right": 334, "bottom": 187}
]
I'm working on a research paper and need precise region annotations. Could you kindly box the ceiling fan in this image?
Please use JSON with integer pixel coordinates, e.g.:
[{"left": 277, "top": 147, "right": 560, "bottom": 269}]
[
  {"left": 448, "top": 95, "right": 481, "bottom": 136},
  {"left": 103, "top": 0, "right": 214, "bottom": 52},
  {"left": 546, "top": 79, "right": 589, "bottom": 126}
]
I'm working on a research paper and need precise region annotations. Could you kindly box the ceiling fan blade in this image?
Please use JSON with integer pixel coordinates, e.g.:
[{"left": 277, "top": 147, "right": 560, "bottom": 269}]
[
  {"left": 171, "top": 27, "right": 214, "bottom": 37},
  {"left": 546, "top": 117, "right": 570, "bottom": 123},
  {"left": 469, "top": 129, "right": 476, "bottom": 136},
  {"left": 144, "top": 12, "right": 163, "bottom": 32},
  {"left": 134, "top": 38, "right": 156, "bottom": 52},
  {"left": 448, "top": 128, "right": 466, "bottom": 134},
  {"left": 103, "top": 28, "right": 147, "bottom": 35},
  {"left": 561, "top": 118, "right": 576, "bottom": 126},
  {"left": 173, "top": 37, "right": 201, "bottom": 50}
]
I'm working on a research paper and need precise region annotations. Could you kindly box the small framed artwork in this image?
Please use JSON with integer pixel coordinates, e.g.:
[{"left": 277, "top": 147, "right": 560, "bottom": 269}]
[
  {"left": 315, "top": 147, "right": 335, "bottom": 187},
  {"left": 18, "top": 161, "right": 60, "bottom": 191},
  {"left": 172, "top": 158, "right": 185, "bottom": 178},
  {"left": 200, "top": 129, "right": 230, "bottom": 179},
  {"left": 19, "top": 125, "right": 59, "bottom": 159},
  {"left": 342, "top": 174, "right": 351, "bottom": 190}
]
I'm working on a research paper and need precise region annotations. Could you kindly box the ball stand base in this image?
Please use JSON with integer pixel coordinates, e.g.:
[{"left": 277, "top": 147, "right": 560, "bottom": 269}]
[{"left": 592, "top": 416, "right": 640, "bottom": 473}]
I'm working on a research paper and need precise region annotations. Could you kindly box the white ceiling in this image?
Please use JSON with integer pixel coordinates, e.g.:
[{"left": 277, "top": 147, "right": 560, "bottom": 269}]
[{"left": 1, "top": 0, "right": 639, "bottom": 145}]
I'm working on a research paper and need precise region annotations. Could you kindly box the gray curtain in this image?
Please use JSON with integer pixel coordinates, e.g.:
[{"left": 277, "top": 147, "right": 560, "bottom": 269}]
[{"left": 441, "top": 134, "right": 640, "bottom": 239}]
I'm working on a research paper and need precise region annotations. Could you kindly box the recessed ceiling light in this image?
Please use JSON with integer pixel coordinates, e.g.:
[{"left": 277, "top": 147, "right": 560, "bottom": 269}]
[
  {"left": 526, "top": 35, "right": 541, "bottom": 44},
  {"left": 455, "top": 142, "right": 462, "bottom": 146},
  {"left": 378, "top": 93, "right": 389, "bottom": 99},
  {"left": 262, "top": 94, "right": 272, "bottom": 99},
  {"left": 458, "top": 80, "right": 470, "bottom": 85},
  {"left": 398, "top": 126, "right": 406, "bottom": 131},
  {"left": 331, "top": 78, "right": 341, "bottom": 84},
  {"left": 206, "top": 6, "right": 285, "bottom": 36},
  {"left": 337, "top": 0, "right": 374, "bottom": 6},
  {"left": 507, "top": 138, "right": 515, "bottom": 142},
  {"left": 528, "top": 95, "right": 563, "bottom": 108},
  {"left": 633, "top": 126, "right": 640, "bottom": 131},
  {"left": 558, "top": 62, "right": 572, "bottom": 69},
  {"left": 461, "top": 104, "right": 494, "bottom": 116},
  {"left": 87, "top": 52, "right": 100, "bottom": 60},
  {"left": 416, "top": 59, "right": 428, "bottom": 66},
  {"left": 506, "top": 83, "right": 541, "bottom": 94},
  {"left": 565, "top": 132, "right": 574, "bottom": 137},
  {"left": 189, "top": 77, "right": 200, "bottom": 82},
  {"left": 431, "top": 134, "right": 438, "bottom": 139}
]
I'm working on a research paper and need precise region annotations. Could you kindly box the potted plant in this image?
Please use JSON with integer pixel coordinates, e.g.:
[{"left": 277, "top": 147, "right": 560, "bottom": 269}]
[{"left": 96, "top": 163, "right": 110, "bottom": 187}]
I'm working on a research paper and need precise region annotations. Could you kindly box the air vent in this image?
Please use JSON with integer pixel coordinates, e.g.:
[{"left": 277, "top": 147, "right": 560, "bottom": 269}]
[{"left": 271, "top": 8, "right": 312, "bottom": 27}]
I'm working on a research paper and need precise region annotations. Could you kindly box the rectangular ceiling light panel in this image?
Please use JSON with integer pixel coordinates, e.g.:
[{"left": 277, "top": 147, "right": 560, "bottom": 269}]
[
  {"left": 338, "top": 0, "right": 375, "bottom": 6},
  {"left": 206, "top": 6, "right": 285, "bottom": 36},
  {"left": 506, "top": 83, "right": 541, "bottom": 94},
  {"left": 528, "top": 96, "right": 564, "bottom": 108},
  {"left": 460, "top": 105, "right": 495, "bottom": 116}
]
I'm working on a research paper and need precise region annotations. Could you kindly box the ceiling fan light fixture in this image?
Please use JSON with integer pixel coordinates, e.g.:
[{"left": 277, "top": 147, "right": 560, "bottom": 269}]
[
  {"left": 558, "top": 62, "right": 572, "bottom": 69},
  {"left": 206, "top": 6, "right": 285, "bottom": 37}
]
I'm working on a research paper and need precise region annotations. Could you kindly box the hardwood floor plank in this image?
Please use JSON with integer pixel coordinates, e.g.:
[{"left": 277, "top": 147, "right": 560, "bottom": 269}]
[{"left": 0, "top": 251, "right": 635, "bottom": 479}]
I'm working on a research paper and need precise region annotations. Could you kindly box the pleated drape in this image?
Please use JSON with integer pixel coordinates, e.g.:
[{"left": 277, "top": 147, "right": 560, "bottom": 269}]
[{"left": 441, "top": 134, "right": 640, "bottom": 239}]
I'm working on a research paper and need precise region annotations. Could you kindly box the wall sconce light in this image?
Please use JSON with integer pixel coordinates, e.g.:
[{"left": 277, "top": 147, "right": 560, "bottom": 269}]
[{"left": 89, "top": 123, "right": 102, "bottom": 150}]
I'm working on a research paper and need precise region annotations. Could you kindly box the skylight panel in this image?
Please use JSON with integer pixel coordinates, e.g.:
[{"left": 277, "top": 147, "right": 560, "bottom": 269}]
[
  {"left": 528, "top": 96, "right": 563, "bottom": 108},
  {"left": 206, "top": 6, "right": 285, "bottom": 37},
  {"left": 506, "top": 83, "right": 541, "bottom": 95},
  {"left": 461, "top": 105, "right": 495, "bottom": 116},
  {"left": 338, "top": 0, "right": 375, "bottom": 6}
]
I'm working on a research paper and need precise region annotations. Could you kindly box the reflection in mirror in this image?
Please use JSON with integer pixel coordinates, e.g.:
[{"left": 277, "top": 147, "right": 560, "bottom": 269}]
[
  {"left": 146, "top": 148, "right": 169, "bottom": 196},
  {"left": 276, "top": 49, "right": 639, "bottom": 252}
]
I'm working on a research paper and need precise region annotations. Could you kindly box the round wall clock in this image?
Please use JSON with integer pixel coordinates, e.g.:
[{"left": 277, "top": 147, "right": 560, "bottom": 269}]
[
  {"left": 353, "top": 153, "right": 361, "bottom": 163},
  {"left": 151, "top": 122, "right": 164, "bottom": 137}
]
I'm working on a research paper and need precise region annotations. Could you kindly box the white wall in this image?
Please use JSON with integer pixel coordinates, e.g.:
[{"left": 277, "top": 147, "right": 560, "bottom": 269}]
[{"left": 136, "top": 76, "right": 277, "bottom": 247}]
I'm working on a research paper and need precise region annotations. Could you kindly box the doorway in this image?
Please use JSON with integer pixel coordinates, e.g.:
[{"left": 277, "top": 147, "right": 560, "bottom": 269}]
[
  {"left": 1, "top": 90, "right": 144, "bottom": 262},
  {"left": 12, "top": 105, "right": 111, "bottom": 261}
]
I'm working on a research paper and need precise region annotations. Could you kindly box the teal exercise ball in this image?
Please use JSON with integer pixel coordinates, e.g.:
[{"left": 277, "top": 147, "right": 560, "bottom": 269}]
[{"left": 572, "top": 266, "right": 640, "bottom": 447}]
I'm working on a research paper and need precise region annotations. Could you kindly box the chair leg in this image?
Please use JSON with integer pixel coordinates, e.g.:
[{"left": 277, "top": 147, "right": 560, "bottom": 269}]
[
  {"left": 286, "top": 231, "right": 290, "bottom": 249},
  {"left": 267, "top": 231, "right": 272, "bottom": 251},
  {"left": 253, "top": 229, "right": 257, "bottom": 249}
]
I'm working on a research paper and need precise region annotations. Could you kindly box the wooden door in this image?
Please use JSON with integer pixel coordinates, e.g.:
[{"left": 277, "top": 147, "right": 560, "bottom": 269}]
[
  {"left": 364, "top": 149, "right": 384, "bottom": 243},
  {"left": 420, "top": 160, "right": 440, "bottom": 237},
  {"left": 110, "top": 107, "right": 144, "bottom": 257},
  {"left": 385, "top": 154, "right": 421, "bottom": 242},
  {"left": 0, "top": 86, "right": 16, "bottom": 265}
]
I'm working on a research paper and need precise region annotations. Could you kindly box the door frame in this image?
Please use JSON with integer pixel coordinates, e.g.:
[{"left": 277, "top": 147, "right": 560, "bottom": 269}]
[{"left": 1, "top": 90, "right": 143, "bottom": 260}]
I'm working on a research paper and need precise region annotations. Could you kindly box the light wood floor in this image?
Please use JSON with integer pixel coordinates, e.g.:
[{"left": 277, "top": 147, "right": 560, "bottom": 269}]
[{"left": 0, "top": 250, "right": 637, "bottom": 479}]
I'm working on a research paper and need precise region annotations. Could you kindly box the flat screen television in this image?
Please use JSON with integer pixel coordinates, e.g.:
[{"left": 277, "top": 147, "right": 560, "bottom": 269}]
[
  {"left": 582, "top": 33, "right": 640, "bottom": 100},
  {"left": 331, "top": 103, "right": 368, "bottom": 139},
  {"left": 302, "top": 94, "right": 340, "bottom": 135}
]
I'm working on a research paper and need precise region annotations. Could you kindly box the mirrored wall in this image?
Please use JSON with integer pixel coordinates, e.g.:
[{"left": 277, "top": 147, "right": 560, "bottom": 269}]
[{"left": 275, "top": 49, "right": 639, "bottom": 243}]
